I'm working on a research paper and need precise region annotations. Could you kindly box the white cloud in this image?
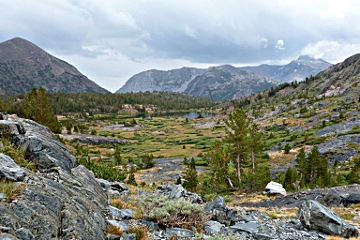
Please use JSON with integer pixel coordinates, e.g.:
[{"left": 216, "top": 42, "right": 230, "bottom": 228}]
[
  {"left": 275, "top": 40, "right": 285, "bottom": 50},
  {"left": 1, "top": 0, "right": 360, "bottom": 92},
  {"left": 300, "top": 40, "right": 360, "bottom": 63},
  {"left": 259, "top": 38, "right": 269, "bottom": 48}
]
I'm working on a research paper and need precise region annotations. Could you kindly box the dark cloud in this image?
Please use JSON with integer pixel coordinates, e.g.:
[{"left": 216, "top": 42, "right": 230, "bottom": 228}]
[{"left": 1, "top": 0, "right": 360, "bottom": 92}]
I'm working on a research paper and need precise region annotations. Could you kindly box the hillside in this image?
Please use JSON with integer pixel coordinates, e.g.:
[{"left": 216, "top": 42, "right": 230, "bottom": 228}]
[
  {"left": 240, "top": 53, "right": 360, "bottom": 178},
  {"left": 241, "top": 55, "right": 332, "bottom": 83},
  {"left": 184, "top": 65, "right": 276, "bottom": 100},
  {"left": 0, "top": 37, "right": 109, "bottom": 96}
]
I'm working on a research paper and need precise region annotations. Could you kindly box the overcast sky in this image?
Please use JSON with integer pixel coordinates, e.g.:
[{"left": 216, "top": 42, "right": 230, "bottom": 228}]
[{"left": 1, "top": 0, "right": 360, "bottom": 92}]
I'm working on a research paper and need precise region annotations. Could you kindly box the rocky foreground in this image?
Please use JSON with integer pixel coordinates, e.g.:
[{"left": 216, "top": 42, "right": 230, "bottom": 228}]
[{"left": 0, "top": 113, "right": 359, "bottom": 239}]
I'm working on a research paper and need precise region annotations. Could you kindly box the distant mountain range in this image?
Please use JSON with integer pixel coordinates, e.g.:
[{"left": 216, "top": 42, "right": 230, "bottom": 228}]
[
  {"left": 0, "top": 37, "right": 109, "bottom": 96},
  {"left": 241, "top": 55, "right": 332, "bottom": 83},
  {"left": 117, "top": 55, "right": 331, "bottom": 100},
  {"left": 0, "top": 37, "right": 332, "bottom": 100}
]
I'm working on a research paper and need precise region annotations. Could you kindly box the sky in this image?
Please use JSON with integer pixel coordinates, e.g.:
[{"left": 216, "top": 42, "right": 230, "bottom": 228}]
[{"left": 1, "top": 0, "right": 360, "bottom": 92}]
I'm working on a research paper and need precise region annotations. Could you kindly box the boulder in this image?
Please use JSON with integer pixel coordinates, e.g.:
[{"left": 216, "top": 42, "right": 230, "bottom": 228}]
[
  {"left": 230, "top": 221, "right": 260, "bottom": 234},
  {"left": 298, "top": 200, "right": 359, "bottom": 238},
  {"left": 203, "top": 221, "right": 225, "bottom": 236},
  {"left": 0, "top": 154, "right": 26, "bottom": 181},
  {"left": 157, "top": 183, "right": 205, "bottom": 203},
  {"left": 264, "top": 181, "right": 286, "bottom": 195},
  {"left": 165, "top": 227, "right": 195, "bottom": 238},
  {"left": 343, "top": 193, "right": 360, "bottom": 207},
  {"left": 106, "top": 206, "right": 133, "bottom": 220}
]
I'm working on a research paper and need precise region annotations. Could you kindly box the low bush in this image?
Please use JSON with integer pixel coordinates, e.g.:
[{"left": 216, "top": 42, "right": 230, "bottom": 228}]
[{"left": 137, "top": 194, "right": 207, "bottom": 229}]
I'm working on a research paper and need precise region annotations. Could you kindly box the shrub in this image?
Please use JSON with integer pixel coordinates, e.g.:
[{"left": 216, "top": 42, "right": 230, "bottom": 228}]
[
  {"left": 137, "top": 194, "right": 207, "bottom": 229},
  {"left": 0, "top": 180, "right": 25, "bottom": 200},
  {"left": 128, "top": 225, "right": 148, "bottom": 240},
  {"left": 0, "top": 137, "right": 37, "bottom": 171}
]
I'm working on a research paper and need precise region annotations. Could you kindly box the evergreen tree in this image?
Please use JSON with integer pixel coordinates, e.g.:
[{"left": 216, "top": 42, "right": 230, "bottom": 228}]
[
  {"left": 114, "top": 146, "right": 122, "bottom": 166},
  {"left": 348, "top": 156, "right": 360, "bottom": 184},
  {"left": 206, "top": 141, "right": 231, "bottom": 193},
  {"left": 224, "top": 109, "right": 251, "bottom": 188},
  {"left": 183, "top": 158, "right": 198, "bottom": 192},
  {"left": 24, "top": 87, "right": 60, "bottom": 133},
  {"left": 283, "top": 167, "right": 298, "bottom": 191},
  {"left": 295, "top": 148, "right": 307, "bottom": 187},
  {"left": 249, "top": 123, "right": 262, "bottom": 173}
]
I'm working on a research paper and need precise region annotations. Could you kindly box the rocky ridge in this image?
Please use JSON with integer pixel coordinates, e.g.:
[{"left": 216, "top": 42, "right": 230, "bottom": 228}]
[
  {"left": 116, "top": 56, "right": 331, "bottom": 100},
  {"left": 0, "top": 113, "right": 359, "bottom": 239},
  {"left": 0, "top": 37, "right": 109, "bottom": 96}
]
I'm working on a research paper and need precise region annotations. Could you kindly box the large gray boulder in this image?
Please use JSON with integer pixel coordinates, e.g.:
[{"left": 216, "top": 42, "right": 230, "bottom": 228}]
[
  {"left": 0, "top": 113, "right": 109, "bottom": 239},
  {"left": 298, "top": 200, "right": 359, "bottom": 238},
  {"left": 1, "top": 116, "right": 76, "bottom": 172},
  {"left": 0, "top": 154, "right": 26, "bottom": 181}
]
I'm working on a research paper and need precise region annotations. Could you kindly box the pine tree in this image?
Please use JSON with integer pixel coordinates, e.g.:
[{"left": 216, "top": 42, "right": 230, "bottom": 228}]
[
  {"left": 206, "top": 141, "right": 231, "bottom": 193},
  {"left": 183, "top": 157, "right": 198, "bottom": 192},
  {"left": 114, "top": 146, "right": 122, "bottom": 166},
  {"left": 249, "top": 123, "right": 262, "bottom": 173},
  {"left": 24, "top": 87, "right": 60, "bottom": 133},
  {"left": 224, "top": 109, "right": 251, "bottom": 188},
  {"left": 295, "top": 148, "right": 308, "bottom": 187}
]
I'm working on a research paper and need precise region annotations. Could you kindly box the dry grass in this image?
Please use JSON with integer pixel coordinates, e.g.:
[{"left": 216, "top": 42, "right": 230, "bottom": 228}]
[
  {"left": 326, "top": 237, "right": 360, "bottom": 240},
  {"left": 268, "top": 150, "right": 297, "bottom": 166},
  {"left": 107, "top": 225, "right": 122, "bottom": 236}
]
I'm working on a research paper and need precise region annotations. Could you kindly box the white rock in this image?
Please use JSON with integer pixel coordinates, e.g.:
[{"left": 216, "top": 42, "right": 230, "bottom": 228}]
[{"left": 264, "top": 181, "right": 286, "bottom": 195}]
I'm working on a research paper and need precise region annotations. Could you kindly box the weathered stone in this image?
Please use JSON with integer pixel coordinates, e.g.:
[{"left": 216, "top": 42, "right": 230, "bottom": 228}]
[
  {"left": 316, "top": 118, "right": 360, "bottom": 137},
  {"left": 106, "top": 206, "right": 133, "bottom": 220},
  {"left": 298, "top": 200, "right": 359, "bottom": 238},
  {"left": 122, "top": 233, "right": 137, "bottom": 240},
  {"left": 141, "top": 219, "right": 159, "bottom": 231},
  {"left": 15, "top": 228, "right": 34, "bottom": 240},
  {"left": 107, "top": 220, "right": 129, "bottom": 232},
  {"left": 157, "top": 183, "right": 205, "bottom": 203},
  {"left": 0, "top": 233, "right": 19, "bottom": 240},
  {"left": 343, "top": 193, "right": 360, "bottom": 207},
  {"left": 203, "top": 221, "right": 225, "bottom": 236},
  {"left": 230, "top": 221, "right": 260, "bottom": 234},
  {"left": 0, "top": 154, "right": 26, "bottom": 181},
  {"left": 165, "top": 227, "right": 195, "bottom": 238}
]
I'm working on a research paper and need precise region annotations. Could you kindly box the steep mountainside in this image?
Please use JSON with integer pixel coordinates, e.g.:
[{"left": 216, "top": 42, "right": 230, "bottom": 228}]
[
  {"left": 241, "top": 55, "right": 332, "bottom": 83},
  {"left": 116, "top": 67, "right": 205, "bottom": 93},
  {"left": 0, "top": 37, "right": 109, "bottom": 96},
  {"left": 184, "top": 65, "right": 276, "bottom": 100},
  {"left": 244, "top": 53, "right": 360, "bottom": 176}
]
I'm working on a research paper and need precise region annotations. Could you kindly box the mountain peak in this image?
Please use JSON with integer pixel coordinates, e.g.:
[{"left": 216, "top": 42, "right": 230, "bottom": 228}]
[
  {"left": 297, "top": 55, "right": 316, "bottom": 61},
  {"left": 0, "top": 37, "right": 109, "bottom": 96}
]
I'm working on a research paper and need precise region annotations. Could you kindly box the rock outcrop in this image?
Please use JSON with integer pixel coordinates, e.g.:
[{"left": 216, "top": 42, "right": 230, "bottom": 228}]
[
  {"left": 0, "top": 113, "right": 108, "bottom": 239},
  {"left": 298, "top": 200, "right": 359, "bottom": 238}
]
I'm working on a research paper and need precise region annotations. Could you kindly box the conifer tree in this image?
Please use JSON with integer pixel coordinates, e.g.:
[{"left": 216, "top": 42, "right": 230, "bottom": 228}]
[
  {"left": 183, "top": 157, "right": 198, "bottom": 192},
  {"left": 24, "top": 87, "right": 59, "bottom": 133},
  {"left": 206, "top": 141, "right": 231, "bottom": 192},
  {"left": 225, "top": 109, "right": 251, "bottom": 188},
  {"left": 295, "top": 148, "right": 307, "bottom": 186}
]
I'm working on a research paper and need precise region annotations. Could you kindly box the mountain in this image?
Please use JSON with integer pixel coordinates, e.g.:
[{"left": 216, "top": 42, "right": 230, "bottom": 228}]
[
  {"left": 243, "top": 53, "right": 360, "bottom": 174},
  {"left": 241, "top": 55, "right": 332, "bottom": 83},
  {"left": 116, "top": 67, "right": 205, "bottom": 94},
  {"left": 117, "top": 65, "right": 277, "bottom": 100},
  {"left": 184, "top": 65, "right": 276, "bottom": 100},
  {"left": 0, "top": 37, "right": 109, "bottom": 96},
  {"left": 116, "top": 55, "right": 331, "bottom": 100}
]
